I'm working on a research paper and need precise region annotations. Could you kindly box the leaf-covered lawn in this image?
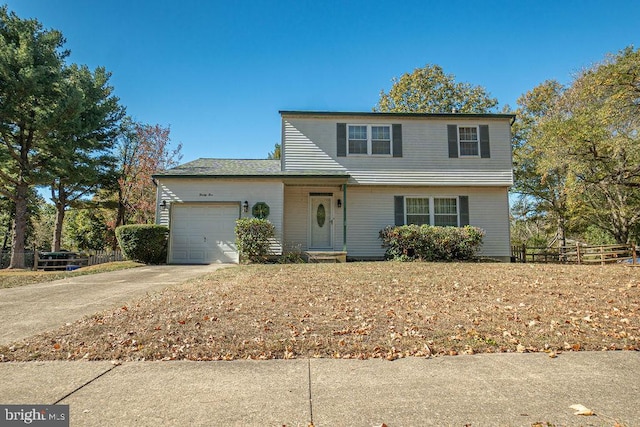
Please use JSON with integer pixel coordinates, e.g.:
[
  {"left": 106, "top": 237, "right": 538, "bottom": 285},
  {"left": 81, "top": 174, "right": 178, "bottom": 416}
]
[
  {"left": 1, "top": 263, "right": 638, "bottom": 361},
  {"left": 0, "top": 261, "right": 143, "bottom": 289}
]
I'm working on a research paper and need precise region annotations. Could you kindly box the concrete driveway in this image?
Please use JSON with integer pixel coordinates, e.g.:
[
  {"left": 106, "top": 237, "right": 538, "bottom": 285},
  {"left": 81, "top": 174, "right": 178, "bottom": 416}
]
[{"left": 0, "top": 264, "right": 232, "bottom": 346}]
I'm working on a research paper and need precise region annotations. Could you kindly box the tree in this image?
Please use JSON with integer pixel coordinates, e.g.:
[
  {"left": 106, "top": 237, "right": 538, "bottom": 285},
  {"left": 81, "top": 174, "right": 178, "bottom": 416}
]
[
  {"left": 267, "top": 143, "right": 281, "bottom": 160},
  {"left": 109, "top": 120, "right": 182, "bottom": 228},
  {"left": 46, "top": 64, "right": 124, "bottom": 251},
  {"left": 513, "top": 47, "right": 640, "bottom": 244},
  {"left": 0, "top": 6, "right": 68, "bottom": 268},
  {"left": 30, "top": 202, "right": 55, "bottom": 252},
  {"left": 64, "top": 207, "right": 110, "bottom": 251},
  {"left": 544, "top": 47, "right": 640, "bottom": 243},
  {"left": 374, "top": 64, "right": 498, "bottom": 113},
  {"left": 511, "top": 80, "right": 574, "bottom": 248},
  {"left": 0, "top": 196, "right": 11, "bottom": 252}
]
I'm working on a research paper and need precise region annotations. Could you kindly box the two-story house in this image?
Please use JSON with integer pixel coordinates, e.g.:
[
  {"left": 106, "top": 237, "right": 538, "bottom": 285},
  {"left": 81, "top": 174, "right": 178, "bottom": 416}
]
[{"left": 153, "top": 110, "right": 515, "bottom": 264}]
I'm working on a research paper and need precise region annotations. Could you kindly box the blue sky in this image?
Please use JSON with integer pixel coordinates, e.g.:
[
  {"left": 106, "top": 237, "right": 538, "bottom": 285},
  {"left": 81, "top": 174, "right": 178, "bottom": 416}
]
[{"left": 5, "top": 0, "right": 640, "bottom": 163}]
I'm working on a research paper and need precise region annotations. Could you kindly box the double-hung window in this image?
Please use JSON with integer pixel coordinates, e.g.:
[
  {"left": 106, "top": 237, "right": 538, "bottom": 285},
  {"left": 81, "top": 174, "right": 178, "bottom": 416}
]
[
  {"left": 404, "top": 197, "right": 459, "bottom": 226},
  {"left": 371, "top": 126, "right": 391, "bottom": 155},
  {"left": 433, "top": 198, "right": 458, "bottom": 226},
  {"left": 406, "top": 197, "right": 430, "bottom": 225},
  {"left": 458, "top": 126, "right": 479, "bottom": 156},
  {"left": 348, "top": 124, "right": 391, "bottom": 155},
  {"left": 348, "top": 125, "right": 368, "bottom": 154}
]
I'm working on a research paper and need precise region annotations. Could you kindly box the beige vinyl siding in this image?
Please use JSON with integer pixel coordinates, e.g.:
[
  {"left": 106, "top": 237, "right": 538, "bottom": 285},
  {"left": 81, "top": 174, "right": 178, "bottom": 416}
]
[
  {"left": 282, "top": 116, "right": 513, "bottom": 186},
  {"left": 283, "top": 185, "right": 344, "bottom": 252},
  {"left": 282, "top": 119, "right": 347, "bottom": 171},
  {"left": 344, "top": 186, "right": 510, "bottom": 260},
  {"left": 467, "top": 187, "right": 511, "bottom": 258},
  {"left": 344, "top": 187, "right": 395, "bottom": 258},
  {"left": 155, "top": 178, "right": 285, "bottom": 253}
]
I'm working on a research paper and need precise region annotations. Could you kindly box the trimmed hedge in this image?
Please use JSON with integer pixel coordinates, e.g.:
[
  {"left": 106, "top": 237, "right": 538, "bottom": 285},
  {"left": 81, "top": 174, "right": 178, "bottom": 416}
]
[
  {"left": 115, "top": 224, "right": 169, "bottom": 264},
  {"left": 379, "top": 225, "right": 485, "bottom": 261},
  {"left": 235, "top": 218, "right": 276, "bottom": 263}
]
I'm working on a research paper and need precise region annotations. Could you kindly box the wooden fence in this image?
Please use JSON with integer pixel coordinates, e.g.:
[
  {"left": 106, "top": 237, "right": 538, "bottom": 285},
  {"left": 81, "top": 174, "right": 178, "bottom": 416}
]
[
  {"left": 33, "top": 249, "right": 124, "bottom": 271},
  {"left": 511, "top": 243, "right": 637, "bottom": 265},
  {"left": 88, "top": 249, "right": 124, "bottom": 265},
  {"left": 35, "top": 252, "right": 89, "bottom": 271}
]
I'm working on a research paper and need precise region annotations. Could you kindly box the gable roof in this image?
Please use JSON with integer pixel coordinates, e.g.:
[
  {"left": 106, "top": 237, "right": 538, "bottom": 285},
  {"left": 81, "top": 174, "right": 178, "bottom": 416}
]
[
  {"left": 153, "top": 158, "right": 350, "bottom": 179},
  {"left": 279, "top": 110, "right": 516, "bottom": 123},
  {"left": 156, "top": 159, "right": 281, "bottom": 177}
]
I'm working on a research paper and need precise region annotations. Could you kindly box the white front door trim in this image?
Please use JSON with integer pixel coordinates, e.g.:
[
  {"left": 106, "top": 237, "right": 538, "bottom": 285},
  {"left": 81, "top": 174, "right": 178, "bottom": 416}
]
[{"left": 309, "top": 194, "right": 333, "bottom": 250}]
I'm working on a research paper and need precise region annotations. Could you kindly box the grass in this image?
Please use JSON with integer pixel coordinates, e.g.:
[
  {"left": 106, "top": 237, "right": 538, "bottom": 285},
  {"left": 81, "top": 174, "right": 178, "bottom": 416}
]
[
  {"left": 0, "top": 262, "right": 638, "bottom": 362},
  {"left": 0, "top": 261, "right": 144, "bottom": 289}
]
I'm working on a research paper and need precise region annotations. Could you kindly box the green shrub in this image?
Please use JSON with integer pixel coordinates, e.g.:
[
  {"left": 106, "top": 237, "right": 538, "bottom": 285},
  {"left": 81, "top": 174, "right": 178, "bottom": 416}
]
[
  {"left": 235, "top": 218, "right": 276, "bottom": 263},
  {"left": 115, "top": 224, "right": 169, "bottom": 264},
  {"left": 379, "top": 225, "right": 485, "bottom": 261}
]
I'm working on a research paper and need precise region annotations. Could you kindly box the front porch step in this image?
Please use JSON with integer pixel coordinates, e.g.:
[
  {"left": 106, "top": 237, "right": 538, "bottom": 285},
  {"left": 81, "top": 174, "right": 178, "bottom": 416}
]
[{"left": 304, "top": 251, "right": 347, "bottom": 263}]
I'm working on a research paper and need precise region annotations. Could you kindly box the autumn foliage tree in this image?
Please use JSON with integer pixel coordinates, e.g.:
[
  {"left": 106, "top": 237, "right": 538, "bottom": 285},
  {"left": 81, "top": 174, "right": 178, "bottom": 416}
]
[
  {"left": 512, "top": 46, "right": 640, "bottom": 244},
  {"left": 111, "top": 120, "right": 182, "bottom": 228},
  {"left": 511, "top": 80, "right": 574, "bottom": 247},
  {"left": 375, "top": 64, "right": 498, "bottom": 113}
]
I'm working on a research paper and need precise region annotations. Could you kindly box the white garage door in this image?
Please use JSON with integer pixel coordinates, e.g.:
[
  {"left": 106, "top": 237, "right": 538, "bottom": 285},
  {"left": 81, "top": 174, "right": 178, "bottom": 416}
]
[{"left": 169, "top": 204, "right": 239, "bottom": 264}]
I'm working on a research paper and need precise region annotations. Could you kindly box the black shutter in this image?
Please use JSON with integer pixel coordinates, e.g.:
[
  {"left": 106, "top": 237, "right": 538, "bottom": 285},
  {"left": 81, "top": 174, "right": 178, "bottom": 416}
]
[
  {"left": 459, "top": 196, "right": 469, "bottom": 226},
  {"left": 392, "top": 124, "right": 402, "bottom": 157},
  {"left": 337, "top": 123, "right": 347, "bottom": 157},
  {"left": 448, "top": 124, "right": 458, "bottom": 158},
  {"left": 394, "top": 196, "right": 405, "bottom": 226},
  {"left": 479, "top": 125, "right": 490, "bottom": 158}
]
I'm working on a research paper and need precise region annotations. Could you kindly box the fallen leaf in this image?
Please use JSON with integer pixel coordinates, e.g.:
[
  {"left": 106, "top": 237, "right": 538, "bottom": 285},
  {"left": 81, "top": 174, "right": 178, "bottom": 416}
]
[{"left": 570, "top": 403, "right": 595, "bottom": 416}]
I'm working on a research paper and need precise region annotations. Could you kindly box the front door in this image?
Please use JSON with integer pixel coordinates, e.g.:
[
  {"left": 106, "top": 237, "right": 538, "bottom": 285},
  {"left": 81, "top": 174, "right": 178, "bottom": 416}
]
[{"left": 310, "top": 196, "right": 332, "bottom": 249}]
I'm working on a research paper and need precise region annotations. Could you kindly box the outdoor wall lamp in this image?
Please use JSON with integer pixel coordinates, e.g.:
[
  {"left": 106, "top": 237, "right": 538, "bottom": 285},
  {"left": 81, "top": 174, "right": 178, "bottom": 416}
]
[
  {"left": 243, "top": 201, "right": 249, "bottom": 213},
  {"left": 160, "top": 200, "right": 167, "bottom": 210},
  {"left": 337, "top": 199, "right": 342, "bottom": 208}
]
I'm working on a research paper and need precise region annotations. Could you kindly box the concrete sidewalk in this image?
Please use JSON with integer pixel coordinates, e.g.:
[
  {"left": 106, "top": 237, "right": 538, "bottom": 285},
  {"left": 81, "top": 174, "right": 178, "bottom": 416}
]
[
  {"left": 0, "top": 264, "right": 231, "bottom": 346},
  {"left": 1, "top": 351, "right": 638, "bottom": 426}
]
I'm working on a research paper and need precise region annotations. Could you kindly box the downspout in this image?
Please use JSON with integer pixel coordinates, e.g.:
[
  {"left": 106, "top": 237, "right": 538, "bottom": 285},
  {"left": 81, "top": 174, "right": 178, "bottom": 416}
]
[{"left": 343, "top": 183, "right": 347, "bottom": 253}]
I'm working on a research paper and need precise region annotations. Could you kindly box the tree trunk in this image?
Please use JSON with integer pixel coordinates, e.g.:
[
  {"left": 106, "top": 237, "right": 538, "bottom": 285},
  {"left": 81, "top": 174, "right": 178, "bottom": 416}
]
[
  {"left": 1, "top": 224, "right": 9, "bottom": 251},
  {"left": 51, "top": 183, "right": 67, "bottom": 252},
  {"left": 9, "top": 183, "right": 28, "bottom": 269},
  {"left": 52, "top": 201, "right": 65, "bottom": 252},
  {"left": 116, "top": 186, "right": 127, "bottom": 228},
  {"left": 557, "top": 217, "right": 566, "bottom": 248}
]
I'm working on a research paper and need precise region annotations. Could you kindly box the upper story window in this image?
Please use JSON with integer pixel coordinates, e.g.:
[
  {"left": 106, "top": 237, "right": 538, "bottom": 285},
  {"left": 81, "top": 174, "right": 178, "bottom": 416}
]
[
  {"left": 348, "top": 125, "right": 368, "bottom": 154},
  {"left": 458, "top": 126, "right": 479, "bottom": 157},
  {"left": 338, "top": 123, "right": 402, "bottom": 158},
  {"left": 348, "top": 124, "right": 391, "bottom": 156},
  {"left": 447, "top": 124, "right": 490, "bottom": 159},
  {"left": 371, "top": 126, "right": 391, "bottom": 155}
]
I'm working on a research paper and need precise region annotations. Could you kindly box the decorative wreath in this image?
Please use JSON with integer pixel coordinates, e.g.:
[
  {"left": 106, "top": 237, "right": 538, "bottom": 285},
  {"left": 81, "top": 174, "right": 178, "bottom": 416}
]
[{"left": 252, "top": 202, "right": 270, "bottom": 219}]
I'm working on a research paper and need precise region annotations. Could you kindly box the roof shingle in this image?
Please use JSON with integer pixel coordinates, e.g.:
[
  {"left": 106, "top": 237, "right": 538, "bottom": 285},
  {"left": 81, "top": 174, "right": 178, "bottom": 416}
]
[{"left": 153, "top": 158, "right": 349, "bottom": 178}]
